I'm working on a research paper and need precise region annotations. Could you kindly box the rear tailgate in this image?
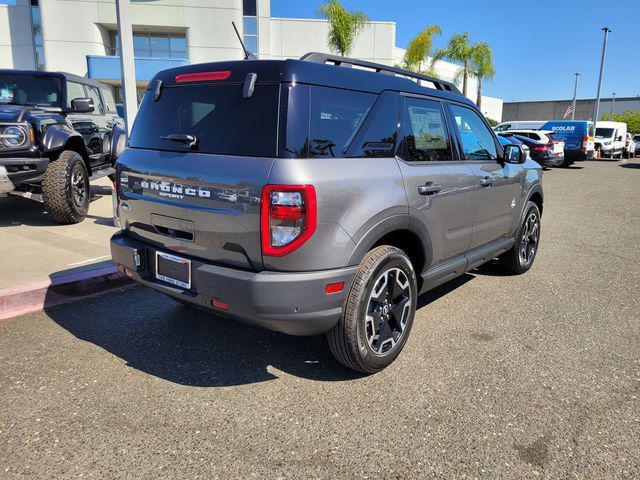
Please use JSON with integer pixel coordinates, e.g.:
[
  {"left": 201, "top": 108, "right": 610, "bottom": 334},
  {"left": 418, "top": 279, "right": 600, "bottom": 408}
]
[
  {"left": 118, "top": 149, "right": 273, "bottom": 270},
  {"left": 116, "top": 63, "right": 282, "bottom": 271}
]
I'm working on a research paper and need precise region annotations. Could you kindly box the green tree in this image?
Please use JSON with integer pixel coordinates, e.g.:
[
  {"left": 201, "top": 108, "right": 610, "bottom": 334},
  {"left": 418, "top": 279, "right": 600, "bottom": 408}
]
[
  {"left": 470, "top": 42, "right": 494, "bottom": 111},
  {"left": 402, "top": 25, "right": 441, "bottom": 76},
  {"left": 317, "top": 0, "right": 369, "bottom": 57},
  {"left": 432, "top": 33, "right": 474, "bottom": 96},
  {"left": 599, "top": 110, "right": 640, "bottom": 134}
]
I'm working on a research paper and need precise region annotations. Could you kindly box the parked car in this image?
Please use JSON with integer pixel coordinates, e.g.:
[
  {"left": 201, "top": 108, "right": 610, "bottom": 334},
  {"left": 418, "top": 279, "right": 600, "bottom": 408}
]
[
  {"left": 497, "top": 133, "right": 530, "bottom": 160},
  {"left": 540, "top": 120, "right": 595, "bottom": 162},
  {"left": 634, "top": 134, "right": 640, "bottom": 157},
  {"left": 623, "top": 133, "right": 636, "bottom": 158},
  {"left": 595, "top": 121, "right": 627, "bottom": 158},
  {"left": 502, "top": 130, "right": 565, "bottom": 167},
  {"left": 0, "top": 69, "right": 125, "bottom": 223},
  {"left": 494, "top": 120, "right": 546, "bottom": 132},
  {"left": 111, "top": 53, "right": 544, "bottom": 373}
]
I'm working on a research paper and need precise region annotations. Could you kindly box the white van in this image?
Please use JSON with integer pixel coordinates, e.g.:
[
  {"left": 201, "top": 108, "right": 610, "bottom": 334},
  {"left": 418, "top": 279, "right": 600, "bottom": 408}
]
[
  {"left": 494, "top": 120, "right": 547, "bottom": 132},
  {"left": 595, "top": 121, "right": 627, "bottom": 158}
]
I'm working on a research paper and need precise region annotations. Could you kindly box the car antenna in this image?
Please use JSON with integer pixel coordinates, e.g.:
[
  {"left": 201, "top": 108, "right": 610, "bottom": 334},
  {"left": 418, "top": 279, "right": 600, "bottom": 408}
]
[{"left": 232, "top": 21, "right": 256, "bottom": 60}]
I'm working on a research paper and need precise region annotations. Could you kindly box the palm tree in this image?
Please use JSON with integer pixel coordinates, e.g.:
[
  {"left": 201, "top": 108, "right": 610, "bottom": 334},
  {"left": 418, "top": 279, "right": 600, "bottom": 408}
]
[
  {"left": 402, "top": 25, "right": 441, "bottom": 76},
  {"left": 432, "top": 32, "right": 473, "bottom": 96},
  {"left": 317, "top": 0, "right": 369, "bottom": 57},
  {"left": 470, "top": 42, "right": 494, "bottom": 111}
]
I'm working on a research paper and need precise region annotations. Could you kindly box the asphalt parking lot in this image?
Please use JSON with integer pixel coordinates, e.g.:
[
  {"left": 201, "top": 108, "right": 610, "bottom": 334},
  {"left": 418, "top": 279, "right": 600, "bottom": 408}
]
[{"left": 1, "top": 160, "right": 639, "bottom": 479}]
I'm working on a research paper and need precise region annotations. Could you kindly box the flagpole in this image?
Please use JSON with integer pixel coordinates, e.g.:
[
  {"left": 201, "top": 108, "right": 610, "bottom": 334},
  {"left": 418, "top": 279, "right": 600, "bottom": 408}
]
[{"left": 571, "top": 72, "right": 579, "bottom": 121}]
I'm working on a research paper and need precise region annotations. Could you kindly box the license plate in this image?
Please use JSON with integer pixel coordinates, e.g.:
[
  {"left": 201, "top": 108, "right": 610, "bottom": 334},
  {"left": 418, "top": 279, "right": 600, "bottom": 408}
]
[{"left": 155, "top": 251, "right": 191, "bottom": 289}]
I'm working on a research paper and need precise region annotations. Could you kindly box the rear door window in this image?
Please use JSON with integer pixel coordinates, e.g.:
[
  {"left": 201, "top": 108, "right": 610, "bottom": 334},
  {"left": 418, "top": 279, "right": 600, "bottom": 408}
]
[
  {"left": 129, "top": 83, "right": 279, "bottom": 157},
  {"left": 308, "top": 86, "right": 376, "bottom": 157},
  {"left": 399, "top": 97, "right": 452, "bottom": 162},
  {"left": 450, "top": 104, "right": 497, "bottom": 160}
]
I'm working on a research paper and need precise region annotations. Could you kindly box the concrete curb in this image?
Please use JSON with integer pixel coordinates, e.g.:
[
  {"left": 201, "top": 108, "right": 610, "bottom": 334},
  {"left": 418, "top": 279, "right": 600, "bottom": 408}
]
[{"left": 0, "top": 265, "right": 134, "bottom": 321}]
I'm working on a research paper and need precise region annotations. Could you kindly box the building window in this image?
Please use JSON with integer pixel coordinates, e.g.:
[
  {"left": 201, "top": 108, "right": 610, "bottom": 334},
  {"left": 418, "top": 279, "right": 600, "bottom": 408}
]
[
  {"left": 243, "top": 0, "right": 258, "bottom": 56},
  {"left": 30, "top": 0, "right": 45, "bottom": 70},
  {"left": 110, "top": 32, "right": 187, "bottom": 59}
]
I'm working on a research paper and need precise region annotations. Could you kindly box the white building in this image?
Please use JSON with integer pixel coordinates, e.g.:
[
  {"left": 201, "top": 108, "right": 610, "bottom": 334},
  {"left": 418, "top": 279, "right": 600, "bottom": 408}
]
[{"left": 0, "top": 0, "right": 502, "bottom": 119}]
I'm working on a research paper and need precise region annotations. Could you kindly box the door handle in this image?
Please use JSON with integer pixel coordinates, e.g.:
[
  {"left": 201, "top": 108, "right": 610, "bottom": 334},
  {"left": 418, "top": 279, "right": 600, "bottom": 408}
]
[
  {"left": 418, "top": 182, "right": 442, "bottom": 196},
  {"left": 479, "top": 176, "right": 494, "bottom": 187}
]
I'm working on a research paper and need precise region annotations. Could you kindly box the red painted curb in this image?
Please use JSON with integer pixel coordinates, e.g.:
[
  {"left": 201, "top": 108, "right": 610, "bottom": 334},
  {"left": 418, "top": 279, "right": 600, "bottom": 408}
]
[{"left": 0, "top": 266, "right": 134, "bottom": 320}]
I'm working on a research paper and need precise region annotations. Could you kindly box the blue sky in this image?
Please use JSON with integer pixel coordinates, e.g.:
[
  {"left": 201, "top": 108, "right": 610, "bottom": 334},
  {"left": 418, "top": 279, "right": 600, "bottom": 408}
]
[{"left": 272, "top": 0, "right": 640, "bottom": 102}]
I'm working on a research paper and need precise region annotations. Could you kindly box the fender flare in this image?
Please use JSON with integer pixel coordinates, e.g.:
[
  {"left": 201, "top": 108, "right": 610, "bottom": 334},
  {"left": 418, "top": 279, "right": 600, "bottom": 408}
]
[
  {"left": 346, "top": 214, "right": 433, "bottom": 273},
  {"left": 42, "top": 125, "right": 91, "bottom": 173},
  {"left": 108, "top": 124, "right": 127, "bottom": 165},
  {"left": 522, "top": 183, "right": 544, "bottom": 217}
]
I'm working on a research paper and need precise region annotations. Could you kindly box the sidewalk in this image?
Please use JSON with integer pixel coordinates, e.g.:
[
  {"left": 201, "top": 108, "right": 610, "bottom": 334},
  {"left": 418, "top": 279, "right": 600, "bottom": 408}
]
[
  {"left": 0, "top": 178, "right": 117, "bottom": 290},
  {"left": 0, "top": 178, "right": 131, "bottom": 319}
]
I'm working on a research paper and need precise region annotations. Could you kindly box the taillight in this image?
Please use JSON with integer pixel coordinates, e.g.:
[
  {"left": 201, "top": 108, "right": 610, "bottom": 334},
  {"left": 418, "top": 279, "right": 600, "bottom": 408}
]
[
  {"left": 582, "top": 136, "right": 589, "bottom": 152},
  {"left": 261, "top": 185, "right": 317, "bottom": 256},
  {"left": 533, "top": 145, "right": 550, "bottom": 151}
]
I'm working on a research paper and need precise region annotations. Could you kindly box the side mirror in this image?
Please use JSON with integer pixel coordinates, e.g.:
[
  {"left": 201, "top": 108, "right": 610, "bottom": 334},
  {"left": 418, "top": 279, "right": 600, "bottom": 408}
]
[
  {"left": 71, "top": 97, "right": 94, "bottom": 113},
  {"left": 504, "top": 144, "right": 523, "bottom": 164},
  {"left": 616, "top": 135, "right": 623, "bottom": 141}
]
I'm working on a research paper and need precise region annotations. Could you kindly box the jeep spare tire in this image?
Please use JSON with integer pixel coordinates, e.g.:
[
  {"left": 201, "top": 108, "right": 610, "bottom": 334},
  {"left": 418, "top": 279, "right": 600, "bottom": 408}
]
[{"left": 42, "top": 150, "right": 90, "bottom": 224}]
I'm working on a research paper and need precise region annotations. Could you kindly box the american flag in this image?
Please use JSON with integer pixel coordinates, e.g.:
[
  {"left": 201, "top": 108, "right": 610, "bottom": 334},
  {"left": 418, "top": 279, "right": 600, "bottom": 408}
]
[{"left": 563, "top": 104, "right": 575, "bottom": 118}]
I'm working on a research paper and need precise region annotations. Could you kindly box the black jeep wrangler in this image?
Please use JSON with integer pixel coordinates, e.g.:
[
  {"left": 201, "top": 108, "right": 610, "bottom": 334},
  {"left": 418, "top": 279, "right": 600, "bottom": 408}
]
[{"left": 0, "top": 70, "right": 125, "bottom": 224}]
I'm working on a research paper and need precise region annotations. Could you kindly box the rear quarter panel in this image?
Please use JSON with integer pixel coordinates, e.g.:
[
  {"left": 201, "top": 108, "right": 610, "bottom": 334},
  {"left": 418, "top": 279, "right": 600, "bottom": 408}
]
[{"left": 264, "top": 156, "right": 407, "bottom": 271}]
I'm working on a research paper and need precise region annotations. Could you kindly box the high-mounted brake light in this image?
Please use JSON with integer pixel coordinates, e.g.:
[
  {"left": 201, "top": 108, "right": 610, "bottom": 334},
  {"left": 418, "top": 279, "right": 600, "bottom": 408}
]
[
  {"left": 261, "top": 185, "right": 317, "bottom": 257},
  {"left": 175, "top": 71, "right": 231, "bottom": 83}
]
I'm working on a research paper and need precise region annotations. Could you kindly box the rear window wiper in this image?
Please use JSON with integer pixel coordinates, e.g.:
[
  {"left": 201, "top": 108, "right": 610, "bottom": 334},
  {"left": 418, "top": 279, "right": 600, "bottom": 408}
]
[{"left": 161, "top": 134, "right": 198, "bottom": 149}]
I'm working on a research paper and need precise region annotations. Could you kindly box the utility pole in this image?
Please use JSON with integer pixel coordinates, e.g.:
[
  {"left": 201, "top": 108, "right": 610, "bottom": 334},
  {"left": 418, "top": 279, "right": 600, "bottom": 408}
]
[
  {"left": 571, "top": 72, "right": 580, "bottom": 120},
  {"left": 592, "top": 27, "right": 611, "bottom": 125},
  {"left": 115, "top": 0, "right": 137, "bottom": 134},
  {"left": 610, "top": 92, "right": 616, "bottom": 119}
]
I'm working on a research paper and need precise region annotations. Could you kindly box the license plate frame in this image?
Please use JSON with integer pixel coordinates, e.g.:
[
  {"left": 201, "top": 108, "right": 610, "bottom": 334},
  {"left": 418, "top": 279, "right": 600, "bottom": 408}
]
[{"left": 155, "top": 251, "right": 191, "bottom": 290}]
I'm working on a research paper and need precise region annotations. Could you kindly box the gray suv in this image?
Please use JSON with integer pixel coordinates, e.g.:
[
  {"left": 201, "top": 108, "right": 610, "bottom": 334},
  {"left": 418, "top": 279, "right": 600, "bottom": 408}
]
[{"left": 111, "top": 54, "right": 543, "bottom": 373}]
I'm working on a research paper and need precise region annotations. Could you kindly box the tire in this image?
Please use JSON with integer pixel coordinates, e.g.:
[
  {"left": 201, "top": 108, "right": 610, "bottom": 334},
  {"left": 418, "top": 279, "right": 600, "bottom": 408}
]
[
  {"left": 499, "top": 201, "right": 541, "bottom": 275},
  {"left": 327, "top": 246, "right": 418, "bottom": 374},
  {"left": 41, "top": 150, "right": 90, "bottom": 224},
  {"left": 556, "top": 156, "right": 569, "bottom": 168}
]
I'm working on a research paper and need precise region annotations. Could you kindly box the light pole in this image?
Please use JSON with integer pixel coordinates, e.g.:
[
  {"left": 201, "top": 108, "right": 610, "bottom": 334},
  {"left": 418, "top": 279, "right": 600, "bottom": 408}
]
[
  {"left": 115, "top": 0, "right": 137, "bottom": 134},
  {"left": 571, "top": 72, "right": 580, "bottom": 120},
  {"left": 610, "top": 92, "right": 616, "bottom": 119},
  {"left": 592, "top": 27, "right": 611, "bottom": 124}
]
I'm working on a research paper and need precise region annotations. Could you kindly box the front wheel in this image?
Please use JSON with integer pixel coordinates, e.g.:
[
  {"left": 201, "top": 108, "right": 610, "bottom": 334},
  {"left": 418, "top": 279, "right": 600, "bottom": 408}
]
[
  {"left": 41, "top": 150, "right": 90, "bottom": 224},
  {"left": 499, "top": 201, "right": 541, "bottom": 274},
  {"left": 327, "top": 246, "right": 418, "bottom": 374}
]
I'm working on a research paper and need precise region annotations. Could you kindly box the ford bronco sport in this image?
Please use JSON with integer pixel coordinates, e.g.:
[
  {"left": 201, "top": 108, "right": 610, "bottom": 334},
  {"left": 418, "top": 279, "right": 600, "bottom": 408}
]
[
  {"left": 0, "top": 70, "right": 125, "bottom": 224},
  {"left": 110, "top": 54, "right": 544, "bottom": 373}
]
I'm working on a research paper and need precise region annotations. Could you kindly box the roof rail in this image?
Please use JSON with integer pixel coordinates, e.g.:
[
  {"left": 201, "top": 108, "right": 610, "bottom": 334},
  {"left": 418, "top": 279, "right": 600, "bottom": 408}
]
[{"left": 300, "top": 52, "right": 461, "bottom": 95}]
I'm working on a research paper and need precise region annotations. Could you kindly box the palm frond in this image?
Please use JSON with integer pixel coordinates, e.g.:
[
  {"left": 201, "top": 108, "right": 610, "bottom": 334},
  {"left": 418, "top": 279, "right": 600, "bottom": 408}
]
[{"left": 317, "top": 0, "right": 369, "bottom": 56}]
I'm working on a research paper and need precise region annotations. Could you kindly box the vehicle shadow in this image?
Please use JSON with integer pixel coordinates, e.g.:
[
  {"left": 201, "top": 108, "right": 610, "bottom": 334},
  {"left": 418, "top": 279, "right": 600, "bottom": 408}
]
[
  {"left": 620, "top": 163, "right": 640, "bottom": 169},
  {"left": 44, "top": 269, "right": 477, "bottom": 387}
]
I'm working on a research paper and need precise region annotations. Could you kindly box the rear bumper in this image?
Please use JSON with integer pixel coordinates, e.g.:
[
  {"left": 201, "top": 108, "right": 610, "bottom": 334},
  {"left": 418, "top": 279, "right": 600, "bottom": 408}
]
[
  {"left": 0, "top": 157, "right": 49, "bottom": 189},
  {"left": 110, "top": 231, "right": 357, "bottom": 336}
]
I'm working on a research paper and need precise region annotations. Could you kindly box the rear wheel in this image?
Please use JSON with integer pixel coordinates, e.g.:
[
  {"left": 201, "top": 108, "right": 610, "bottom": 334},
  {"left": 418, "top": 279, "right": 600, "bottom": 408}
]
[
  {"left": 41, "top": 150, "right": 89, "bottom": 224},
  {"left": 327, "top": 246, "right": 417, "bottom": 374},
  {"left": 499, "top": 201, "right": 541, "bottom": 275}
]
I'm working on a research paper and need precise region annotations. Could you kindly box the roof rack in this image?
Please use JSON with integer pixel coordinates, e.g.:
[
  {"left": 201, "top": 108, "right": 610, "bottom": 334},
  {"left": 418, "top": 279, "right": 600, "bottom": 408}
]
[{"left": 300, "top": 52, "right": 461, "bottom": 95}]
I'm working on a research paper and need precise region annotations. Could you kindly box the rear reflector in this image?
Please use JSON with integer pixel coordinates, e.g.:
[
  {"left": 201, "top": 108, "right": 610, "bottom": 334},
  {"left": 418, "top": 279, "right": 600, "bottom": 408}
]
[
  {"left": 325, "top": 282, "right": 344, "bottom": 295},
  {"left": 211, "top": 299, "right": 230, "bottom": 310},
  {"left": 175, "top": 71, "right": 231, "bottom": 83}
]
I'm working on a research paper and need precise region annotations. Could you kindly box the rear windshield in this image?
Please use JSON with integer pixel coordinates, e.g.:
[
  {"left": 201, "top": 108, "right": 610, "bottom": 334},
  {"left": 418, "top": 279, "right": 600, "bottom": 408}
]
[
  {"left": 548, "top": 133, "right": 563, "bottom": 142},
  {"left": 129, "top": 83, "right": 279, "bottom": 157}
]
